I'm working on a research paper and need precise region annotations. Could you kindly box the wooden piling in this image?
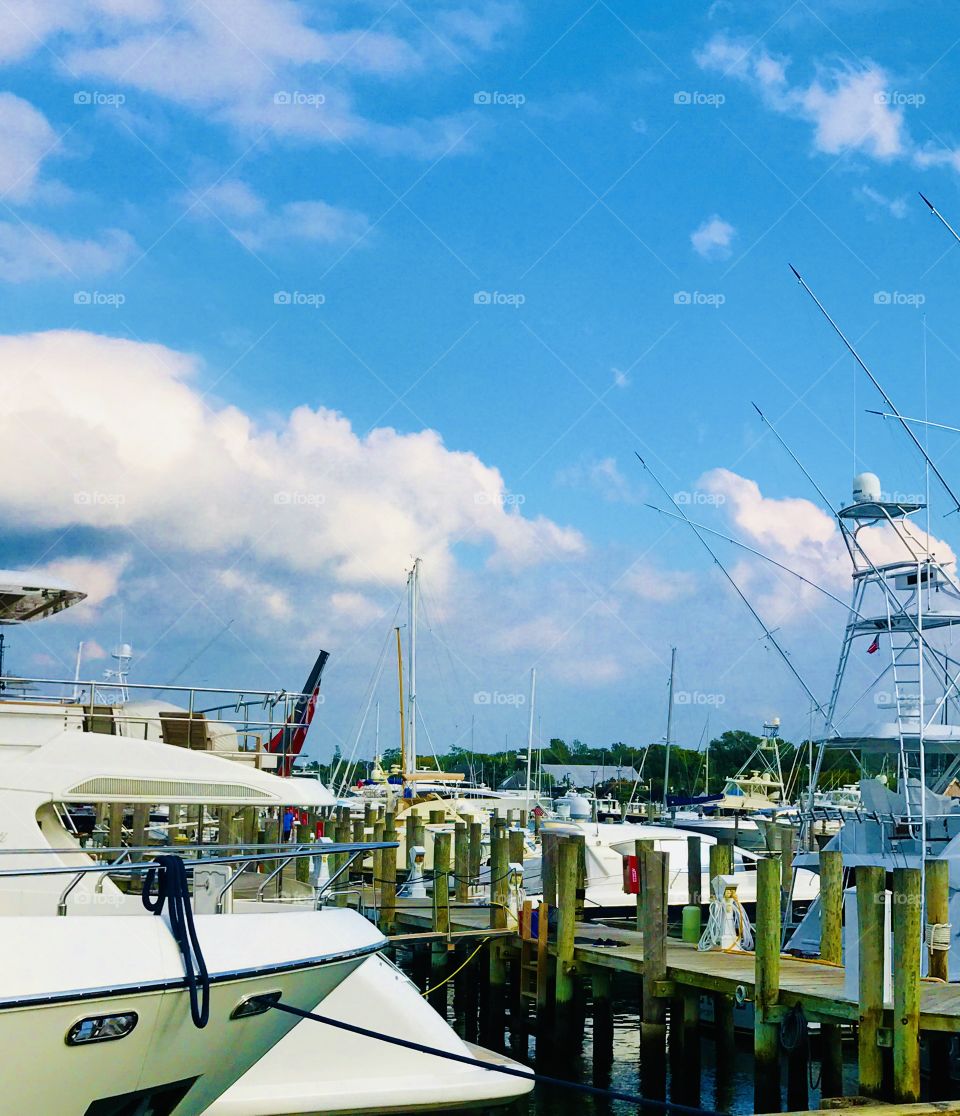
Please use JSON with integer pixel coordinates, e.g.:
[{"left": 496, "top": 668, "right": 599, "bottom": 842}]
[
  {"left": 591, "top": 968, "right": 614, "bottom": 1074},
  {"left": 925, "top": 857, "right": 951, "bottom": 1097},
  {"left": 856, "top": 864, "right": 886, "bottom": 1099},
  {"left": 108, "top": 802, "right": 123, "bottom": 853},
  {"left": 892, "top": 866, "right": 921, "bottom": 1103},
  {"left": 429, "top": 808, "right": 445, "bottom": 826},
  {"left": 469, "top": 821, "right": 482, "bottom": 885},
  {"left": 640, "top": 847, "right": 668, "bottom": 1097},
  {"left": 819, "top": 848, "right": 844, "bottom": 1097},
  {"left": 454, "top": 822, "right": 469, "bottom": 903},
  {"left": 508, "top": 825, "right": 525, "bottom": 869},
  {"left": 555, "top": 836, "right": 579, "bottom": 1041},
  {"left": 380, "top": 810, "right": 397, "bottom": 932},
  {"left": 541, "top": 830, "right": 558, "bottom": 909},
  {"left": 755, "top": 855, "right": 782, "bottom": 1112},
  {"left": 131, "top": 802, "right": 149, "bottom": 860},
  {"left": 778, "top": 823, "right": 795, "bottom": 927}
]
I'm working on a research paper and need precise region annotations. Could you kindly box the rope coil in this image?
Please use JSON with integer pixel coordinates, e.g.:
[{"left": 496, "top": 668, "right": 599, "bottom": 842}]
[{"left": 925, "top": 921, "right": 952, "bottom": 952}]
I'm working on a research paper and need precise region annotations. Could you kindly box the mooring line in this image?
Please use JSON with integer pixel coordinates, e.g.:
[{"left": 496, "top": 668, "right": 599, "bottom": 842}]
[{"left": 263, "top": 999, "right": 725, "bottom": 1116}]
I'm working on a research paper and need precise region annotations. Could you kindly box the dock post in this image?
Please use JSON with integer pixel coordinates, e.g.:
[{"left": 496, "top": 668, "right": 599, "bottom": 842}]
[
  {"left": 431, "top": 830, "right": 452, "bottom": 996},
  {"left": 242, "top": 806, "right": 258, "bottom": 850},
  {"left": 591, "top": 968, "right": 614, "bottom": 1078},
  {"left": 777, "top": 823, "right": 795, "bottom": 927},
  {"left": 487, "top": 818, "right": 509, "bottom": 1046},
  {"left": 108, "top": 802, "right": 123, "bottom": 854},
  {"left": 708, "top": 838, "right": 733, "bottom": 889},
  {"left": 856, "top": 864, "right": 885, "bottom": 1099},
  {"left": 405, "top": 812, "right": 417, "bottom": 869},
  {"left": 295, "top": 817, "right": 312, "bottom": 884},
  {"left": 380, "top": 810, "right": 397, "bottom": 934},
  {"left": 754, "top": 855, "right": 782, "bottom": 1113},
  {"left": 818, "top": 848, "right": 844, "bottom": 1097},
  {"left": 640, "top": 847, "right": 668, "bottom": 1098},
  {"left": 508, "top": 825, "right": 525, "bottom": 870},
  {"left": 454, "top": 822, "right": 469, "bottom": 903},
  {"left": 892, "top": 866, "right": 921, "bottom": 1103},
  {"left": 469, "top": 821, "right": 482, "bottom": 886},
  {"left": 634, "top": 837, "right": 655, "bottom": 932},
  {"left": 555, "top": 835, "right": 579, "bottom": 1047},
  {"left": 541, "top": 830, "right": 558, "bottom": 910},
  {"left": 372, "top": 810, "right": 385, "bottom": 896},
  {"left": 925, "top": 858, "right": 951, "bottom": 1096},
  {"left": 131, "top": 802, "right": 149, "bottom": 860},
  {"left": 429, "top": 808, "right": 445, "bottom": 826}
]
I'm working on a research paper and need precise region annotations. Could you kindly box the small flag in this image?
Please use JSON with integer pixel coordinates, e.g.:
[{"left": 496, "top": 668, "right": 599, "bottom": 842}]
[{"left": 867, "top": 635, "right": 880, "bottom": 654}]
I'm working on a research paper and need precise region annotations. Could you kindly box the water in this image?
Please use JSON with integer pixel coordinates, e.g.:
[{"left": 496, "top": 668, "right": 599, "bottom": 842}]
[{"left": 396, "top": 962, "right": 866, "bottom": 1116}]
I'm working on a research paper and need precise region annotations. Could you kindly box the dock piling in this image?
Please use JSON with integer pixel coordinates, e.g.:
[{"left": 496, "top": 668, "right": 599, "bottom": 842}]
[
  {"left": 754, "top": 854, "right": 782, "bottom": 1112},
  {"left": 819, "top": 848, "right": 844, "bottom": 1097},
  {"left": 892, "top": 866, "right": 921, "bottom": 1103},
  {"left": 856, "top": 864, "right": 886, "bottom": 1099},
  {"left": 639, "top": 846, "right": 668, "bottom": 1097}
]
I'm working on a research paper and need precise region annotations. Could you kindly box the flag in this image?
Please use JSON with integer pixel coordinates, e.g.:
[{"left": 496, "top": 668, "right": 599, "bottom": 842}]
[
  {"left": 867, "top": 635, "right": 880, "bottom": 654},
  {"left": 267, "top": 648, "right": 329, "bottom": 775}
]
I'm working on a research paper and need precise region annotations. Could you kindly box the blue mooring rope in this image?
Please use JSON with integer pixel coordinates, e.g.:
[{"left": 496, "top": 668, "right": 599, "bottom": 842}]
[
  {"left": 262, "top": 999, "right": 724, "bottom": 1116},
  {"left": 142, "top": 855, "right": 210, "bottom": 1028}
]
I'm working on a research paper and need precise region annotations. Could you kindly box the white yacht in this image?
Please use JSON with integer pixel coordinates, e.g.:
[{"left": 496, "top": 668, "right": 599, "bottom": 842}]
[{"left": 0, "top": 571, "right": 532, "bottom": 1114}]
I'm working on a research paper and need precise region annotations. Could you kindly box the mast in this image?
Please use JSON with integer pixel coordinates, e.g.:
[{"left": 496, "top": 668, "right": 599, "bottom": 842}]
[
  {"left": 406, "top": 558, "right": 421, "bottom": 777},
  {"left": 663, "top": 647, "right": 676, "bottom": 811},
  {"left": 395, "top": 627, "right": 405, "bottom": 776},
  {"left": 524, "top": 667, "right": 537, "bottom": 812}
]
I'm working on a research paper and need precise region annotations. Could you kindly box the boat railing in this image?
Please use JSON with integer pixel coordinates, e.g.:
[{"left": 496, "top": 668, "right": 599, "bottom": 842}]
[
  {"left": 0, "top": 841, "right": 396, "bottom": 915},
  {"left": 0, "top": 674, "right": 316, "bottom": 748}
]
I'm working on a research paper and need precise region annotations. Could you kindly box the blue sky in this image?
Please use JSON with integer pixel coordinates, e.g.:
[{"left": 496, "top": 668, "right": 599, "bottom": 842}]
[{"left": 4, "top": 0, "right": 960, "bottom": 766}]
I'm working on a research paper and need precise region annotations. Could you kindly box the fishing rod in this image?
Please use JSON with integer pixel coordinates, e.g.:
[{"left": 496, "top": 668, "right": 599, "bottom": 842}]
[
  {"left": 866, "top": 409, "right": 960, "bottom": 436},
  {"left": 635, "top": 452, "right": 833, "bottom": 728},
  {"left": 789, "top": 265, "right": 960, "bottom": 515},
  {"left": 919, "top": 191, "right": 960, "bottom": 245}
]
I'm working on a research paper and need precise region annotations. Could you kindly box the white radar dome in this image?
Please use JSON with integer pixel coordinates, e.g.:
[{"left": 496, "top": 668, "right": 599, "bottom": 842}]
[{"left": 853, "top": 472, "right": 881, "bottom": 504}]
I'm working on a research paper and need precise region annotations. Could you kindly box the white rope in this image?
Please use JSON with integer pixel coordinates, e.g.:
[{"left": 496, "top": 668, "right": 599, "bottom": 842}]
[
  {"left": 925, "top": 921, "right": 952, "bottom": 951},
  {"left": 697, "top": 876, "right": 753, "bottom": 952}
]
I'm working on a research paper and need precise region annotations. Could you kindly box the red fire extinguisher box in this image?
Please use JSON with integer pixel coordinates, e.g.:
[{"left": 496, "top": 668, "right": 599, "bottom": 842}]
[{"left": 622, "top": 854, "right": 639, "bottom": 894}]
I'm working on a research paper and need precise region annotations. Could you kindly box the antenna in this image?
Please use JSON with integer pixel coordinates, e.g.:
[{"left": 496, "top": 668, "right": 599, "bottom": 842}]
[
  {"left": 635, "top": 452, "right": 832, "bottom": 726},
  {"left": 789, "top": 265, "right": 960, "bottom": 515}
]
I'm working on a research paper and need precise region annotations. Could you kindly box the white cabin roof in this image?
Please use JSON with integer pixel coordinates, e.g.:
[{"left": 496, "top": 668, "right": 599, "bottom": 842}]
[{"left": 0, "top": 570, "right": 86, "bottom": 623}]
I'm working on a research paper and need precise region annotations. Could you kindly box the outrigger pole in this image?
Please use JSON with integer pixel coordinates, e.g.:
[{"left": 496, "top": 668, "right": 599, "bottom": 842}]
[
  {"left": 635, "top": 452, "right": 831, "bottom": 725},
  {"left": 789, "top": 265, "right": 960, "bottom": 515},
  {"left": 919, "top": 191, "right": 960, "bottom": 244}
]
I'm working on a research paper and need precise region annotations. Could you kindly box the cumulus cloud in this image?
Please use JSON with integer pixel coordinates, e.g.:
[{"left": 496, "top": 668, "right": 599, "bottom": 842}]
[
  {"left": 555, "top": 457, "right": 636, "bottom": 503},
  {"left": 28, "top": 554, "right": 128, "bottom": 621},
  {"left": 855, "top": 184, "right": 908, "bottom": 219},
  {"left": 691, "top": 215, "right": 735, "bottom": 260},
  {"left": 0, "top": 330, "right": 584, "bottom": 593}
]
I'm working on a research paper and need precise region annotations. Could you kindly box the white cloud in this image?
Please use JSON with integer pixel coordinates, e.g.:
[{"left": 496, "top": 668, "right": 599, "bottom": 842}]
[
  {"left": 691, "top": 215, "right": 735, "bottom": 260},
  {"left": 696, "top": 35, "right": 909, "bottom": 162},
  {"left": 612, "top": 366, "right": 630, "bottom": 388},
  {"left": 0, "top": 224, "right": 135, "bottom": 281},
  {"left": 556, "top": 456, "right": 636, "bottom": 503},
  {"left": 0, "top": 94, "right": 58, "bottom": 203},
  {"left": 621, "top": 563, "right": 697, "bottom": 603},
  {"left": 856, "top": 184, "right": 908, "bottom": 219},
  {"left": 217, "top": 568, "right": 292, "bottom": 620},
  {"left": 198, "top": 182, "right": 370, "bottom": 251},
  {"left": 0, "top": 330, "right": 584, "bottom": 590}
]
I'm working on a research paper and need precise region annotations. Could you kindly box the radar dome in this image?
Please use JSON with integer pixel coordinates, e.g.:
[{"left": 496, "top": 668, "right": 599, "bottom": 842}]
[{"left": 853, "top": 472, "right": 881, "bottom": 504}]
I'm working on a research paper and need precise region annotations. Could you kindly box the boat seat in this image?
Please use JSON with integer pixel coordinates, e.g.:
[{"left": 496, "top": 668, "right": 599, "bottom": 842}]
[
  {"left": 159, "top": 710, "right": 211, "bottom": 750},
  {"left": 83, "top": 704, "right": 116, "bottom": 735}
]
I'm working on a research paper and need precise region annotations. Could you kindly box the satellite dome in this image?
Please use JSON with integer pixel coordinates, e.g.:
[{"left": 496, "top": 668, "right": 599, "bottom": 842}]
[{"left": 853, "top": 472, "right": 881, "bottom": 504}]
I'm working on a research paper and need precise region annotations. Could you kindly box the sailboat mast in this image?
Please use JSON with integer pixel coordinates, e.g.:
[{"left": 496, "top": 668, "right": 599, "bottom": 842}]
[
  {"left": 524, "top": 667, "right": 537, "bottom": 812},
  {"left": 663, "top": 647, "right": 676, "bottom": 811},
  {"left": 407, "top": 558, "right": 421, "bottom": 777},
  {"left": 395, "top": 626, "right": 405, "bottom": 777}
]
